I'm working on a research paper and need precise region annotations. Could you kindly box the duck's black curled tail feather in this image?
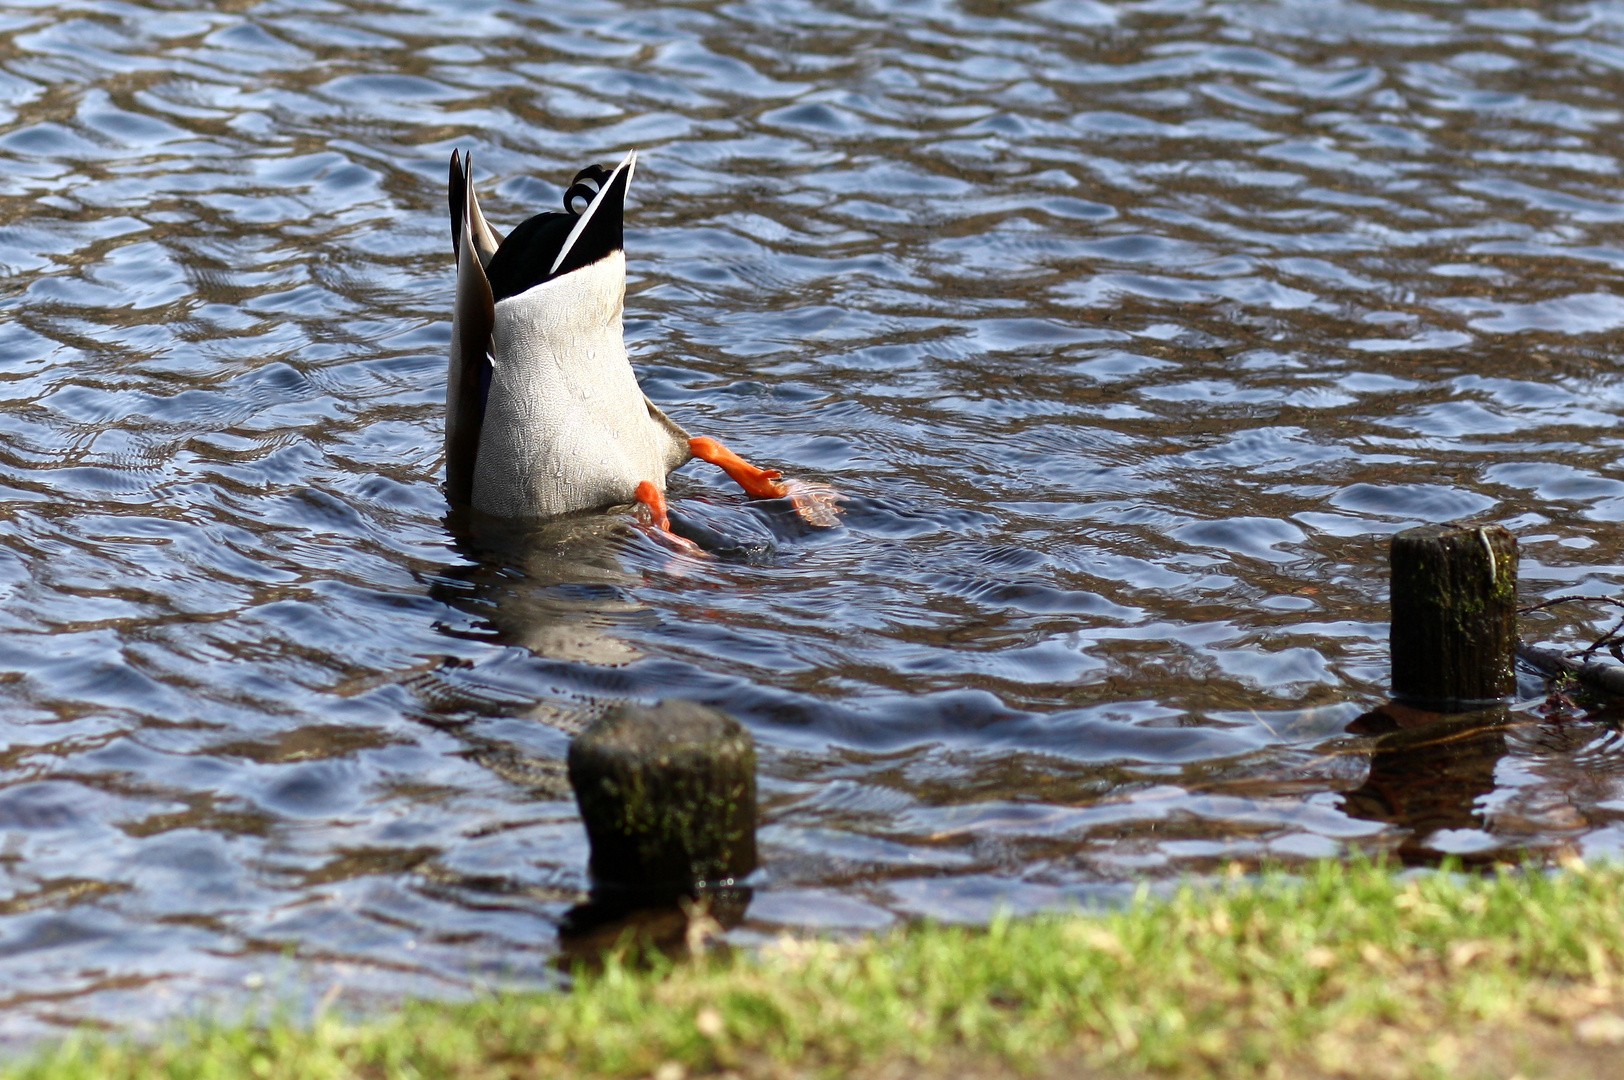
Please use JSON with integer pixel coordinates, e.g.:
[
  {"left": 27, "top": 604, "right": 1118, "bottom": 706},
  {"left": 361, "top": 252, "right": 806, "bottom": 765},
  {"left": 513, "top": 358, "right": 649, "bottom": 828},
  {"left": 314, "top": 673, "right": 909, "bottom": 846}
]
[
  {"left": 564, "top": 164, "right": 613, "bottom": 215},
  {"left": 483, "top": 153, "right": 634, "bottom": 304}
]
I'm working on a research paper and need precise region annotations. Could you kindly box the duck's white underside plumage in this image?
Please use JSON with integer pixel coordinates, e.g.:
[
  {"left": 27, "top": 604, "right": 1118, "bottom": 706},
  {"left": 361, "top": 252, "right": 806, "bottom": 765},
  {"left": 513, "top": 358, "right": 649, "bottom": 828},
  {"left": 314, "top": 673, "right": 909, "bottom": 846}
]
[
  {"left": 474, "top": 251, "right": 689, "bottom": 518},
  {"left": 448, "top": 149, "right": 691, "bottom": 519}
]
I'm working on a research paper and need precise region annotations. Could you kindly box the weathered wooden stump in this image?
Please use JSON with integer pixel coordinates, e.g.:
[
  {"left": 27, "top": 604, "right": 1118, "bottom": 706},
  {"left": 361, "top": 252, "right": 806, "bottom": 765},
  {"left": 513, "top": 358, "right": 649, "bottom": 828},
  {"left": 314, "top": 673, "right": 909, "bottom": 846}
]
[
  {"left": 1389, "top": 523, "right": 1517, "bottom": 710},
  {"left": 566, "top": 700, "right": 757, "bottom": 904}
]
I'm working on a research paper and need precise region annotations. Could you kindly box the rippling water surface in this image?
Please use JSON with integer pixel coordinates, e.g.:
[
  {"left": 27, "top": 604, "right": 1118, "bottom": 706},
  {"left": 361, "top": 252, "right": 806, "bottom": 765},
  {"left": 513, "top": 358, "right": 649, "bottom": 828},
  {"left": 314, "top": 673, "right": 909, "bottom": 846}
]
[{"left": 5, "top": 0, "right": 1624, "bottom": 1035}]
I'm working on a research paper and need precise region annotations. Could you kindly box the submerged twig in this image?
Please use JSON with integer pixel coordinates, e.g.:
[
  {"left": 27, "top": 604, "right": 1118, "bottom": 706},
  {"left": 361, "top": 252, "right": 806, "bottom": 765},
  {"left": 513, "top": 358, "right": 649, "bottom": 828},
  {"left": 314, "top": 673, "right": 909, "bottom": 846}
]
[
  {"left": 1517, "top": 594, "right": 1624, "bottom": 616},
  {"left": 1581, "top": 609, "right": 1624, "bottom": 664}
]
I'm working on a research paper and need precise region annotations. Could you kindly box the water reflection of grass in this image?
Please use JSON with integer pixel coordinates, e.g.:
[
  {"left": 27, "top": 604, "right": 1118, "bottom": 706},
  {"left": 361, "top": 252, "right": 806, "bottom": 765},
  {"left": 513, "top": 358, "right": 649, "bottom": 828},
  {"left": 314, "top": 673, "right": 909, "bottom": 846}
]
[{"left": 14, "top": 858, "right": 1624, "bottom": 1079}]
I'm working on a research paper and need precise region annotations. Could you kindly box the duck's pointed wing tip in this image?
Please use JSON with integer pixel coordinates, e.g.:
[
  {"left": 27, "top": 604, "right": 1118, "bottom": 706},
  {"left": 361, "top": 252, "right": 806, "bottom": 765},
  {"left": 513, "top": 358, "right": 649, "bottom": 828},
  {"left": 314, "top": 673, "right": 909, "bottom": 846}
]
[
  {"left": 449, "top": 150, "right": 467, "bottom": 259},
  {"left": 617, "top": 148, "right": 639, "bottom": 184}
]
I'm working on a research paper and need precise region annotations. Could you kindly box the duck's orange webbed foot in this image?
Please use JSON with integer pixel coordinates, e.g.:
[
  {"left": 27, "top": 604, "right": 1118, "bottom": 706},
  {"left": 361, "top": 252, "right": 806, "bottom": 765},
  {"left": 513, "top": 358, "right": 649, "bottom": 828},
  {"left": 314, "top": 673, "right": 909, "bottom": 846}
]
[
  {"left": 688, "top": 437, "right": 785, "bottom": 500},
  {"left": 633, "top": 480, "right": 701, "bottom": 552},
  {"left": 688, "top": 437, "right": 842, "bottom": 527}
]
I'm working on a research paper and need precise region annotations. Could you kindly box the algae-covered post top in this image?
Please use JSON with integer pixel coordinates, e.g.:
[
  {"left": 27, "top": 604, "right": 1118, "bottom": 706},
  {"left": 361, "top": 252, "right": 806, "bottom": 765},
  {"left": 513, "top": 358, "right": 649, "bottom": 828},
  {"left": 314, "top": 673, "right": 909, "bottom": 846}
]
[
  {"left": 1389, "top": 523, "right": 1517, "bottom": 711},
  {"left": 566, "top": 700, "right": 758, "bottom": 901}
]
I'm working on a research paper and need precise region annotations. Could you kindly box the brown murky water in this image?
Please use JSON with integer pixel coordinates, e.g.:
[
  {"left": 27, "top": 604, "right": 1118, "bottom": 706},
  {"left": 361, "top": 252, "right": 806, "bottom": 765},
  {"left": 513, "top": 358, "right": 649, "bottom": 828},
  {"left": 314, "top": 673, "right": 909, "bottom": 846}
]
[{"left": 2, "top": 0, "right": 1624, "bottom": 1036}]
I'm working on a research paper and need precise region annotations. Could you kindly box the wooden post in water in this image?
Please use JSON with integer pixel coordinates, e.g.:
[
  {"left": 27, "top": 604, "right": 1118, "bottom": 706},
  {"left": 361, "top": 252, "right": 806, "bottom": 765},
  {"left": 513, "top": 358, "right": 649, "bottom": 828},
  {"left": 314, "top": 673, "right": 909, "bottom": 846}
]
[
  {"left": 567, "top": 700, "right": 757, "bottom": 904},
  {"left": 1389, "top": 523, "right": 1517, "bottom": 711}
]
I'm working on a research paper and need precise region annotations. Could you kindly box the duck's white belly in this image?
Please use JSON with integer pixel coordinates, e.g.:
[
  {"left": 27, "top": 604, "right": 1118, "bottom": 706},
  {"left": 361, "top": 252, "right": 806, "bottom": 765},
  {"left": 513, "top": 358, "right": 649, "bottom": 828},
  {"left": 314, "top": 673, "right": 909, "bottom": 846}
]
[{"left": 471, "top": 253, "right": 680, "bottom": 518}]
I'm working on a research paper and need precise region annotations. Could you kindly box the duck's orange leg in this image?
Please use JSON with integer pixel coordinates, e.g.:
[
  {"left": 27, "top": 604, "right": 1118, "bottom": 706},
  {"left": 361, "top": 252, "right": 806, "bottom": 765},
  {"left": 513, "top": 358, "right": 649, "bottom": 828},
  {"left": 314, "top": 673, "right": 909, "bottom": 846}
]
[
  {"left": 688, "top": 437, "right": 786, "bottom": 500},
  {"left": 687, "top": 436, "right": 842, "bottom": 527},
  {"left": 634, "top": 480, "right": 673, "bottom": 531},
  {"left": 634, "top": 480, "right": 701, "bottom": 551}
]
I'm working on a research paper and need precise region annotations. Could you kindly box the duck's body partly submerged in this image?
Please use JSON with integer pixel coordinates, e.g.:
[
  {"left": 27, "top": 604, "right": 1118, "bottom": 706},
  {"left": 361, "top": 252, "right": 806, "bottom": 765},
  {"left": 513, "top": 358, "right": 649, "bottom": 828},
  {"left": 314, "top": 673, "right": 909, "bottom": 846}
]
[
  {"left": 446, "top": 150, "right": 689, "bottom": 521},
  {"left": 446, "top": 149, "right": 809, "bottom": 533}
]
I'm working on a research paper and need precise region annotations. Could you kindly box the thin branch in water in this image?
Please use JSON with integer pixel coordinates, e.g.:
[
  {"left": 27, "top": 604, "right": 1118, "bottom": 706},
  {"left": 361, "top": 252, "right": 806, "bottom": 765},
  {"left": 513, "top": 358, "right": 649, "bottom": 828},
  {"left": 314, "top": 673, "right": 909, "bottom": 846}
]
[
  {"left": 1580, "top": 609, "right": 1624, "bottom": 661},
  {"left": 1518, "top": 594, "right": 1624, "bottom": 615}
]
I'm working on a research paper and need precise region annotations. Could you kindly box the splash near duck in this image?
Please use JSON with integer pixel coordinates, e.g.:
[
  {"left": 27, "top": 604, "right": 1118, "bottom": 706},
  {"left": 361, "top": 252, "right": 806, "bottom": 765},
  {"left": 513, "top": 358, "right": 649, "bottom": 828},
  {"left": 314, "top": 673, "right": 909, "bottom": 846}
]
[{"left": 446, "top": 149, "right": 837, "bottom": 536}]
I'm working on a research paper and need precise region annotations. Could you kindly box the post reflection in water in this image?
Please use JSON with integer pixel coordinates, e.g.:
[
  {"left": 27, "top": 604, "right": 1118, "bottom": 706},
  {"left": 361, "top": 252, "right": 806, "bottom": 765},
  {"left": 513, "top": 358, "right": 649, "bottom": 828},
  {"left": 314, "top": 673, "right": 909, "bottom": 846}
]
[
  {"left": 1342, "top": 703, "right": 1514, "bottom": 866},
  {"left": 1340, "top": 696, "right": 1624, "bottom": 867}
]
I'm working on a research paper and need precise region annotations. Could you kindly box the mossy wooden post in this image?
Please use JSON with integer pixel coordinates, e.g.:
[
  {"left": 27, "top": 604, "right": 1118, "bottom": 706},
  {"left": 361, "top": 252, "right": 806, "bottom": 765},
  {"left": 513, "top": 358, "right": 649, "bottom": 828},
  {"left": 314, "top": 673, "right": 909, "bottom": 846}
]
[
  {"left": 1390, "top": 523, "right": 1517, "bottom": 711},
  {"left": 567, "top": 700, "right": 757, "bottom": 903}
]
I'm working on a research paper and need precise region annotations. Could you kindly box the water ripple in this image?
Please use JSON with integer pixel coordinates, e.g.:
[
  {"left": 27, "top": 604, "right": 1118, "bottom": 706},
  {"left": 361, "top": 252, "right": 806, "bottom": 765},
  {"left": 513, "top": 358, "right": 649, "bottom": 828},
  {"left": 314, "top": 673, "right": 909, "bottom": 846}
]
[{"left": 1, "top": 0, "right": 1624, "bottom": 1037}]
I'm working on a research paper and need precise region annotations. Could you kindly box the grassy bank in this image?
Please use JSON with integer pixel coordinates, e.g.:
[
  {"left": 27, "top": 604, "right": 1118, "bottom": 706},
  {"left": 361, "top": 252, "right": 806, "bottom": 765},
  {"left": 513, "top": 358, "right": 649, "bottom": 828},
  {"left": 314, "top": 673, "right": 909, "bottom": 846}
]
[{"left": 12, "top": 858, "right": 1624, "bottom": 1080}]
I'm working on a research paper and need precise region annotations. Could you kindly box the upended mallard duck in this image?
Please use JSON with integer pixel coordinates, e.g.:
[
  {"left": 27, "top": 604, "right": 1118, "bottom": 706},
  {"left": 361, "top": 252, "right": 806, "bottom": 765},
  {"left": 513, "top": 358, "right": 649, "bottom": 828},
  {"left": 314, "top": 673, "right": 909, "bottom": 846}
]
[{"left": 445, "top": 148, "right": 832, "bottom": 537}]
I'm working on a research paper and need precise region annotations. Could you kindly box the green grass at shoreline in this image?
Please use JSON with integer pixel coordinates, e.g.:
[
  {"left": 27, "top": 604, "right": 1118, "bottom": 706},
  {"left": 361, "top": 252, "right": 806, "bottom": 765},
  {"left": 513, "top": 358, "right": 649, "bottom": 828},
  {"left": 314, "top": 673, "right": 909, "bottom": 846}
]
[{"left": 12, "top": 859, "right": 1624, "bottom": 1080}]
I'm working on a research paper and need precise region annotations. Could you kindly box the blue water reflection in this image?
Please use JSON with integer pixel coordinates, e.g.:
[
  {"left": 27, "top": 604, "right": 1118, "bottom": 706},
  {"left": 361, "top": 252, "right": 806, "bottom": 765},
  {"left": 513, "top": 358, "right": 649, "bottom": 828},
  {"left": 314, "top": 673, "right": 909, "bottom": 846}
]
[{"left": 0, "top": 0, "right": 1623, "bottom": 1037}]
